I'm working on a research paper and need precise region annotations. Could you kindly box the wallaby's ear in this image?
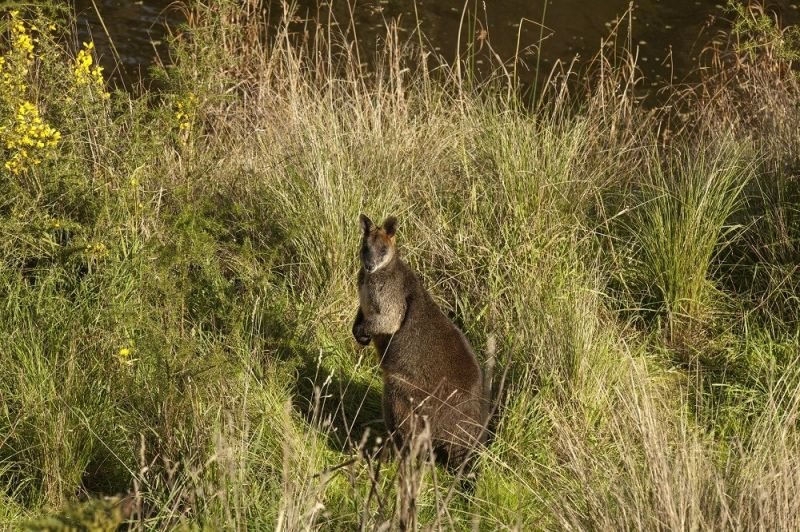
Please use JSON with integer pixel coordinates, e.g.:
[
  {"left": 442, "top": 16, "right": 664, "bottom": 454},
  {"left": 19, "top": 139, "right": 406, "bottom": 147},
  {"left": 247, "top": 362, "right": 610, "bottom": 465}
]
[
  {"left": 359, "top": 214, "right": 374, "bottom": 234},
  {"left": 382, "top": 216, "right": 398, "bottom": 237}
]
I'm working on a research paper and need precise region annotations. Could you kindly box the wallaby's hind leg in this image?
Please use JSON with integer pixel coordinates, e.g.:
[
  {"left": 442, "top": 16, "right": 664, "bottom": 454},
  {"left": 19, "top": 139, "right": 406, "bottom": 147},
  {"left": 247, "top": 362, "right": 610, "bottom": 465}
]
[{"left": 382, "top": 388, "right": 405, "bottom": 453}]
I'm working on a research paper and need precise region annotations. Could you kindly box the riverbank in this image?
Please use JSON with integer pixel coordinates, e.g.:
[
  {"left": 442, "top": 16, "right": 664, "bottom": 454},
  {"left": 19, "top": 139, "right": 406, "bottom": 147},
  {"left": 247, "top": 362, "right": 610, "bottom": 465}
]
[{"left": 1, "top": 2, "right": 799, "bottom": 529}]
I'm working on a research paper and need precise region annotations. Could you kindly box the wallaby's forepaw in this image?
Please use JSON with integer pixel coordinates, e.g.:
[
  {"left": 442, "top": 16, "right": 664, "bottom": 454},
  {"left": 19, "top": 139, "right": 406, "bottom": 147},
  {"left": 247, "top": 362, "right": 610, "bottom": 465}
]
[
  {"left": 355, "top": 334, "right": 371, "bottom": 345},
  {"left": 352, "top": 323, "right": 371, "bottom": 345}
]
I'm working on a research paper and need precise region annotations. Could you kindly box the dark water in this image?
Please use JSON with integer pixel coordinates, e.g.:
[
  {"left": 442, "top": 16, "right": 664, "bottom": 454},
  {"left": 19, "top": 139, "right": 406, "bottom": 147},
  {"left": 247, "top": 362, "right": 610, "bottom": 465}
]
[
  {"left": 74, "top": 0, "right": 800, "bottom": 87},
  {"left": 73, "top": 0, "right": 173, "bottom": 85}
]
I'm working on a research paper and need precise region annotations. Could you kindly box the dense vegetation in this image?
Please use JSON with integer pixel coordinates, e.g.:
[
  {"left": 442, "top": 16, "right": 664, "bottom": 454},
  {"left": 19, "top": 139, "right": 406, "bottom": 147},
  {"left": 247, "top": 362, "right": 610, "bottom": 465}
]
[{"left": 1, "top": 1, "right": 799, "bottom": 529}]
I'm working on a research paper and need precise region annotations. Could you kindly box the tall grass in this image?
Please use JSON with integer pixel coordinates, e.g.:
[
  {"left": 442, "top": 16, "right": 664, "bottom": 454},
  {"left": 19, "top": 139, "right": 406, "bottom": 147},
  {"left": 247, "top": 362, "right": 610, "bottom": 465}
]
[
  {"left": 621, "top": 140, "right": 752, "bottom": 340},
  {"left": 0, "top": 1, "right": 799, "bottom": 529}
]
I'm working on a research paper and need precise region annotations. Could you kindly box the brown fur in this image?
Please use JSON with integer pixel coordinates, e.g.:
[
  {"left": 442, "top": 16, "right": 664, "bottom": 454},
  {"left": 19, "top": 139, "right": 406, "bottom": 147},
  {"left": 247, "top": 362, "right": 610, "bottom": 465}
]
[{"left": 352, "top": 214, "right": 486, "bottom": 466}]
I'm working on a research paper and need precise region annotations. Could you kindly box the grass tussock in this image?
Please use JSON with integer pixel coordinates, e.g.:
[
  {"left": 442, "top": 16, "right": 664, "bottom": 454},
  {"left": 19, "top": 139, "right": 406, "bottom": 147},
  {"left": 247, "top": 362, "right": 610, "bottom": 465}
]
[{"left": 0, "top": 0, "right": 799, "bottom": 529}]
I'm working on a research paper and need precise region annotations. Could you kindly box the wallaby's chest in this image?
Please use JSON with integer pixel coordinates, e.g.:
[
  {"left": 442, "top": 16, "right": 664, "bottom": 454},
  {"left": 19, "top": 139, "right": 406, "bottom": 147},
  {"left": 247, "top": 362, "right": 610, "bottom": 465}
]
[{"left": 359, "top": 274, "right": 393, "bottom": 316}]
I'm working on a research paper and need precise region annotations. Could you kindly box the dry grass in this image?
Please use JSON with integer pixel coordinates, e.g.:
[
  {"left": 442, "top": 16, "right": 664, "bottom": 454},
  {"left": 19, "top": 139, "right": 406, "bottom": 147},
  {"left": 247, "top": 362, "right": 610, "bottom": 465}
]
[{"left": 1, "top": 1, "right": 799, "bottom": 530}]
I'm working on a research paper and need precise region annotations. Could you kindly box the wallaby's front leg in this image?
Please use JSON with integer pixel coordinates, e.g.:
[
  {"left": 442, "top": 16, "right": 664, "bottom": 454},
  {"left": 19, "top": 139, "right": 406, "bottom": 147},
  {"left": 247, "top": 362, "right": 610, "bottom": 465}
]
[{"left": 352, "top": 307, "right": 371, "bottom": 345}]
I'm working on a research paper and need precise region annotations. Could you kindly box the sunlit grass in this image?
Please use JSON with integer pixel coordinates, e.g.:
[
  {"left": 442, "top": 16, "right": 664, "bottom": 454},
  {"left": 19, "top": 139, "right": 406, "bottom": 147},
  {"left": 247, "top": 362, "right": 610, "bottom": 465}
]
[{"left": 0, "top": 1, "right": 799, "bottom": 529}]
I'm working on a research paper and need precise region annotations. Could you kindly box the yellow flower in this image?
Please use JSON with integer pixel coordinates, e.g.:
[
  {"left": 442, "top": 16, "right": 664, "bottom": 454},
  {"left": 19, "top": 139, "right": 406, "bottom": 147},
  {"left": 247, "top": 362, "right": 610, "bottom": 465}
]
[
  {"left": 1, "top": 100, "right": 61, "bottom": 175},
  {"left": 83, "top": 241, "right": 108, "bottom": 258},
  {"left": 117, "top": 346, "right": 137, "bottom": 367},
  {"left": 73, "top": 41, "right": 109, "bottom": 98},
  {"left": 0, "top": 11, "right": 36, "bottom": 103},
  {"left": 9, "top": 12, "right": 34, "bottom": 59},
  {"left": 174, "top": 92, "right": 198, "bottom": 133}
]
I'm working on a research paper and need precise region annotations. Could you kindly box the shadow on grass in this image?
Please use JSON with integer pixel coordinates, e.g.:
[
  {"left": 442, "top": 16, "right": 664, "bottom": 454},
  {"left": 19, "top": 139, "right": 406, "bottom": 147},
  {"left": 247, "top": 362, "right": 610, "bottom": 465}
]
[{"left": 292, "top": 351, "right": 385, "bottom": 455}]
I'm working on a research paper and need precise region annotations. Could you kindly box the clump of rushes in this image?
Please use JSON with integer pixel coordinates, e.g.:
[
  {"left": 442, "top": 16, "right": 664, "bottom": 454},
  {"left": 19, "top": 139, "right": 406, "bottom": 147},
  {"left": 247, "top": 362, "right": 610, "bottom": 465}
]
[
  {"left": 624, "top": 141, "right": 751, "bottom": 342},
  {"left": 0, "top": 10, "right": 61, "bottom": 175}
]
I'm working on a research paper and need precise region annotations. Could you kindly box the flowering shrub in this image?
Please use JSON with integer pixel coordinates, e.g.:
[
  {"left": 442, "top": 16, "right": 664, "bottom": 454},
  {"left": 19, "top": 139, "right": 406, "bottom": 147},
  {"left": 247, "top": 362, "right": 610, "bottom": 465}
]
[
  {"left": 2, "top": 101, "right": 61, "bottom": 174},
  {"left": 1, "top": 10, "right": 33, "bottom": 99},
  {"left": 73, "top": 41, "right": 109, "bottom": 99},
  {"left": 0, "top": 10, "right": 61, "bottom": 175},
  {"left": 174, "top": 92, "right": 197, "bottom": 132},
  {"left": 0, "top": 10, "right": 113, "bottom": 175}
]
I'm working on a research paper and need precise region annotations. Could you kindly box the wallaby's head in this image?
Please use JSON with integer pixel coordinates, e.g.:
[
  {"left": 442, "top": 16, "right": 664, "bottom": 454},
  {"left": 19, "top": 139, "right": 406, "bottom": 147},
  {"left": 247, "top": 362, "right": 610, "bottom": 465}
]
[{"left": 359, "top": 214, "right": 398, "bottom": 273}]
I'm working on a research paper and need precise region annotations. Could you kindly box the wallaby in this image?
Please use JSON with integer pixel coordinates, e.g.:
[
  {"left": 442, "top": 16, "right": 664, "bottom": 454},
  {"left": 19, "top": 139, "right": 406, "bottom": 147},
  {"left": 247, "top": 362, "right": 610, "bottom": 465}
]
[{"left": 352, "top": 214, "right": 486, "bottom": 467}]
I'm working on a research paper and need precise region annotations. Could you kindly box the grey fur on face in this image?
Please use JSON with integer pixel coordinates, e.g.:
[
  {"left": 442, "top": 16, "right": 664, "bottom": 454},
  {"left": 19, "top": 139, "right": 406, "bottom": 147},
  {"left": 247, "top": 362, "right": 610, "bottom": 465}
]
[{"left": 359, "top": 214, "right": 397, "bottom": 273}]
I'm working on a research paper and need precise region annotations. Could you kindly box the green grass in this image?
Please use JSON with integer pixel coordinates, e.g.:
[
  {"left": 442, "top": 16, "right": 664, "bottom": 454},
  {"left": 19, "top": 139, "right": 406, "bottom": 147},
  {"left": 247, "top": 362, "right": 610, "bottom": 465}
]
[{"left": 1, "top": 1, "right": 799, "bottom": 529}]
